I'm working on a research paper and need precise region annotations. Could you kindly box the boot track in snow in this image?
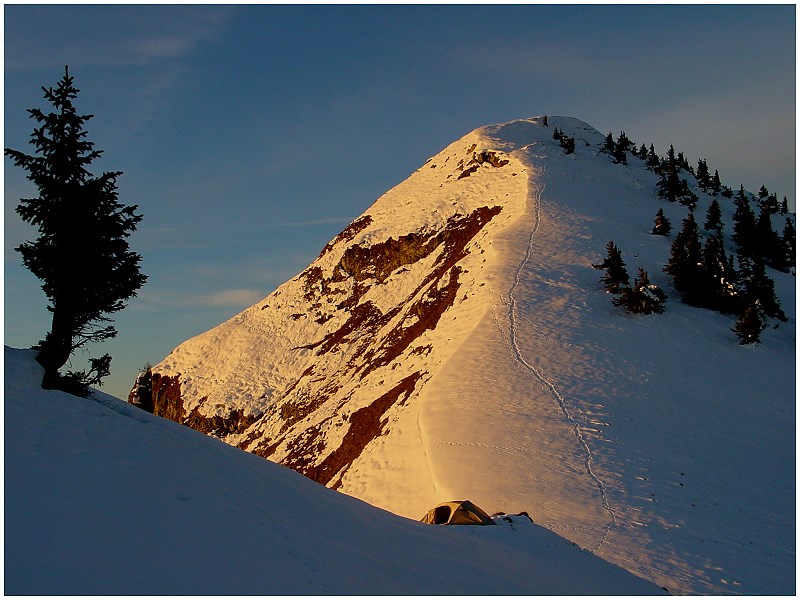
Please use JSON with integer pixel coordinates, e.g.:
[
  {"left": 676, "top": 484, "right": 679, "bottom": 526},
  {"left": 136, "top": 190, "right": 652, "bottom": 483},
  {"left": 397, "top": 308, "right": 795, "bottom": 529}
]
[{"left": 505, "top": 160, "right": 617, "bottom": 553}]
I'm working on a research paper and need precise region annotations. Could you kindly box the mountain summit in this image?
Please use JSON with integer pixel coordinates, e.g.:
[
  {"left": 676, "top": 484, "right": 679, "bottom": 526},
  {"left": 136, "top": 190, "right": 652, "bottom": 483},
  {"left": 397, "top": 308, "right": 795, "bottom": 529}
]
[{"left": 130, "top": 116, "right": 795, "bottom": 594}]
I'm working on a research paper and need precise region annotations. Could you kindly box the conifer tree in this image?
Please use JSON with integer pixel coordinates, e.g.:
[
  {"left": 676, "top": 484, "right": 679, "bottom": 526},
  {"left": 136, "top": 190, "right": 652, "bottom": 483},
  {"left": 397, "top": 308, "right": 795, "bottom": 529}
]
[
  {"left": 616, "top": 131, "right": 633, "bottom": 153},
  {"left": 726, "top": 254, "right": 739, "bottom": 289},
  {"left": 602, "top": 132, "right": 616, "bottom": 155},
  {"left": 666, "top": 144, "right": 677, "bottom": 169},
  {"left": 700, "top": 235, "right": 737, "bottom": 312},
  {"left": 677, "top": 179, "right": 698, "bottom": 210},
  {"left": 645, "top": 144, "right": 660, "bottom": 171},
  {"left": 732, "top": 299, "right": 766, "bottom": 345},
  {"left": 613, "top": 267, "right": 667, "bottom": 314},
  {"left": 665, "top": 210, "right": 703, "bottom": 295},
  {"left": 695, "top": 159, "right": 711, "bottom": 191},
  {"left": 704, "top": 199, "right": 723, "bottom": 237},
  {"left": 5, "top": 66, "right": 147, "bottom": 392},
  {"left": 754, "top": 204, "right": 783, "bottom": 266},
  {"left": 652, "top": 207, "right": 672, "bottom": 236},
  {"left": 711, "top": 170, "right": 722, "bottom": 195},
  {"left": 593, "top": 241, "right": 630, "bottom": 293},
  {"left": 732, "top": 189, "right": 758, "bottom": 259},
  {"left": 612, "top": 131, "right": 632, "bottom": 164},
  {"left": 677, "top": 151, "right": 692, "bottom": 173},
  {"left": 737, "top": 256, "right": 786, "bottom": 321},
  {"left": 657, "top": 170, "right": 681, "bottom": 203},
  {"left": 559, "top": 134, "right": 575, "bottom": 155},
  {"left": 779, "top": 196, "right": 789, "bottom": 216},
  {"left": 659, "top": 171, "right": 697, "bottom": 209}
]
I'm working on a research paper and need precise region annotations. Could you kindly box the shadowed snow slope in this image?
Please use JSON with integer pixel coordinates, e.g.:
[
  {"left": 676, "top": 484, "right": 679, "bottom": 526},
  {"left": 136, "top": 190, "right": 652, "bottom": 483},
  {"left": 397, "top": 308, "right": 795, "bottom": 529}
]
[
  {"left": 5, "top": 347, "right": 663, "bottom": 595},
  {"left": 130, "top": 116, "right": 794, "bottom": 594}
]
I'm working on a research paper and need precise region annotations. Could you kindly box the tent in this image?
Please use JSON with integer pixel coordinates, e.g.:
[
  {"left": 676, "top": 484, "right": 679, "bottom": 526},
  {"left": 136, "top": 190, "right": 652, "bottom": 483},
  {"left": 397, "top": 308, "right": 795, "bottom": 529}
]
[{"left": 420, "top": 500, "right": 496, "bottom": 526}]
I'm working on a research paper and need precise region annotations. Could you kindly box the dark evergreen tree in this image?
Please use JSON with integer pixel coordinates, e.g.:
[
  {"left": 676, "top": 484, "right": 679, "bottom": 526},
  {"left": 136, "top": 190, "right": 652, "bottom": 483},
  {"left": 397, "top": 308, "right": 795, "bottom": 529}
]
[
  {"left": 695, "top": 159, "right": 711, "bottom": 192},
  {"left": 645, "top": 144, "right": 660, "bottom": 171},
  {"left": 726, "top": 254, "right": 739, "bottom": 289},
  {"left": 664, "top": 210, "right": 703, "bottom": 295},
  {"left": 699, "top": 234, "right": 738, "bottom": 312},
  {"left": 736, "top": 185, "right": 747, "bottom": 202},
  {"left": 559, "top": 134, "right": 575, "bottom": 154},
  {"left": 611, "top": 132, "right": 630, "bottom": 164},
  {"left": 732, "top": 299, "right": 766, "bottom": 345},
  {"left": 764, "top": 193, "right": 780, "bottom": 214},
  {"left": 602, "top": 132, "right": 616, "bottom": 155},
  {"left": 704, "top": 198, "right": 723, "bottom": 237},
  {"left": 779, "top": 196, "right": 789, "bottom": 216},
  {"left": 657, "top": 170, "right": 681, "bottom": 202},
  {"left": 613, "top": 267, "right": 667, "bottom": 314},
  {"left": 711, "top": 170, "right": 722, "bottom": 195},
  {"left": 754, "top": 204, "right": 783, "bottom": 267},
  {"left": 666, "top": 144, "right": 677, "bottom": 167},
  {"left": 757, "top": 185, "right": 769, "bottom": 201},
  {"left": 738, "top": 256, "right": 786, "bottom": 321},
  {"left": 652, "top": 207, "right": 672, "bottom": 236},
  {"left": 593, "top": 241, "right": 630, "bottom": 293},
  {"left": 677, "top": 151, "right": 692, "bottom": 173},
  {"left": 677, "top": 179, "right": 698, "bottom": 210},
  {"left": 5, "top": 66, "right": 147, "bottom": 393},
  {"left": 637, "top": 143, "right": 648, "bottom": 160},
  {"left": 732, "top": 189, "right": 758, "bottom": 259},
  {"left": 616, "top": 131, "right": 633, "bottom": 152},
  {"left": 552, "top": 127, "right": 562, "bottom": 141}
]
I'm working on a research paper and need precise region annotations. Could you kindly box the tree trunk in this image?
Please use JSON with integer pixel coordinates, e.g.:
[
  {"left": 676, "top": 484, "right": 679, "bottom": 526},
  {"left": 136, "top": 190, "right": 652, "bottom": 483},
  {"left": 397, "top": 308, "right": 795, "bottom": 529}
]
[{"left": 36, "top": 309, "right": 74, "bottom": 389}]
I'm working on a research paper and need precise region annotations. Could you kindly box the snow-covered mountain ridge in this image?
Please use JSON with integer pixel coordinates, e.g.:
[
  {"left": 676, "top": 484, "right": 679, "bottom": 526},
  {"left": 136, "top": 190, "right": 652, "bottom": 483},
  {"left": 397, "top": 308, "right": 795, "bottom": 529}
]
[{"left": 130, "top": 116, "right": 795, "bottom": 594}]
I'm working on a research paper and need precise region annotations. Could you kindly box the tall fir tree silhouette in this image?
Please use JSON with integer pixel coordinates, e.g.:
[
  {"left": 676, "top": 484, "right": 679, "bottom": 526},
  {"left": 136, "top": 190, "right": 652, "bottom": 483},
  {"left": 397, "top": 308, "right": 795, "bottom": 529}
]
[
  {"left": 5, "top": 66, "right": 147, "bottom": 393},
  {"left": 664, "top": 210, "right": 703, "bottom": 297}
]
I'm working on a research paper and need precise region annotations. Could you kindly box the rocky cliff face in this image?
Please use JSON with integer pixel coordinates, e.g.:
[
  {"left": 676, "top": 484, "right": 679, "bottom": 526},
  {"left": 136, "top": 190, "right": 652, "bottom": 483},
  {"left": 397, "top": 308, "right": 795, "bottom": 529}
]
[{"left": 129, "top": 122, "right": 531, "bottom": 491}]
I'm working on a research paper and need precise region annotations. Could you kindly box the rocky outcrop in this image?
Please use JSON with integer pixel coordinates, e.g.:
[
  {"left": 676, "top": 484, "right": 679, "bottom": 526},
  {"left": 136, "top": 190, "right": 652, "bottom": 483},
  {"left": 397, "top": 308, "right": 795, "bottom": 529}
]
[
  {"left": 458, "top": 150, "right": 510, "bottom": 179},
  {"left": 132, "top": 370, "right": 258, "bottom": 437}
]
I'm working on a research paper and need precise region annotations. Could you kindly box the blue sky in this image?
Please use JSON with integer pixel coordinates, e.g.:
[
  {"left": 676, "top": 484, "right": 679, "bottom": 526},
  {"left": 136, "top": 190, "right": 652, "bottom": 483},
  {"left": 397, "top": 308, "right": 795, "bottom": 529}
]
[{"left": 5, "top": 4, "right": 795, "bottom": 399}]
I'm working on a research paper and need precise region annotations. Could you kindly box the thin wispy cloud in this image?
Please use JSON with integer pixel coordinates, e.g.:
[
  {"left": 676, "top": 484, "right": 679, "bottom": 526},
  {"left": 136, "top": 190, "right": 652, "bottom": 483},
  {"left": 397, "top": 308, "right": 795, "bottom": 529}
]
[
  {"left": 277, "top": 217, "right": 355, "bottom": 228},
  {"left": 6, "top": 5, "right": 233, "bottom": 72},
  {"left": 133, "top": 288, "right": 265, "bottom": 311}
]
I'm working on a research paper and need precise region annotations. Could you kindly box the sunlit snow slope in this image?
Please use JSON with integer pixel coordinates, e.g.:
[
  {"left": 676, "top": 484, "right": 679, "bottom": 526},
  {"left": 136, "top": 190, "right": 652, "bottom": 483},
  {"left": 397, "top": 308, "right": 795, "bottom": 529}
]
[
  {"left": 6, "top": 347, "right": 663, "bottom": 595},
  {"left": 132, "top": 116, "right": 795, "bottom": 594}
]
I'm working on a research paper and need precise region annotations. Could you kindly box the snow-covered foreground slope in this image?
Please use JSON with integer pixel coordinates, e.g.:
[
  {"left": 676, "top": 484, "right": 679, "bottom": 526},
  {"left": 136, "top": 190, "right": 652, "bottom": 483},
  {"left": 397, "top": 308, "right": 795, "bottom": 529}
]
[
  {"left": 131, "top": 116, "right": 795, "bottom": 594},
  {"left": 5, "top": 347, "right": 663, "bottom": 595}
]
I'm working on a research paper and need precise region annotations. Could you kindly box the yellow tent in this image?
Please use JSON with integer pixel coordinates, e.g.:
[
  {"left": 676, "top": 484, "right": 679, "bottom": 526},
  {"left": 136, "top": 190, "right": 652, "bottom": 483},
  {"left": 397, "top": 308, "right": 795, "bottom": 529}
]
[{"left": 420, "top": 500, "right": 495, "bottom": 526}]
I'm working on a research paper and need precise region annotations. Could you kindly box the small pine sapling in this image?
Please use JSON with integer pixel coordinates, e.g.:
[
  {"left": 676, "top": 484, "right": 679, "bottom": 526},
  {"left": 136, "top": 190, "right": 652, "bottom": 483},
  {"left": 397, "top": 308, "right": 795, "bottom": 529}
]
[
  {"left": 593, "top": 241, "right": 630, "bottom": 293},
  {"left": 732, "top": 299, "right": 766, "bottom": 345},
  {"left": 613, "top": 267, "right": 667, "bottom": 314},
  {"left": 652, "top": 208, "right": 672, "bottom": 236}
]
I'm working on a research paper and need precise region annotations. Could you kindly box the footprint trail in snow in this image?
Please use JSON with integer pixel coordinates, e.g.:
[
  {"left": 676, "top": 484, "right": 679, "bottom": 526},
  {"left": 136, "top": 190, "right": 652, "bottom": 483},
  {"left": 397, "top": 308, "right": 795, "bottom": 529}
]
[{"left": 505, "top": 158, "right": 617, "bottom": 553}]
